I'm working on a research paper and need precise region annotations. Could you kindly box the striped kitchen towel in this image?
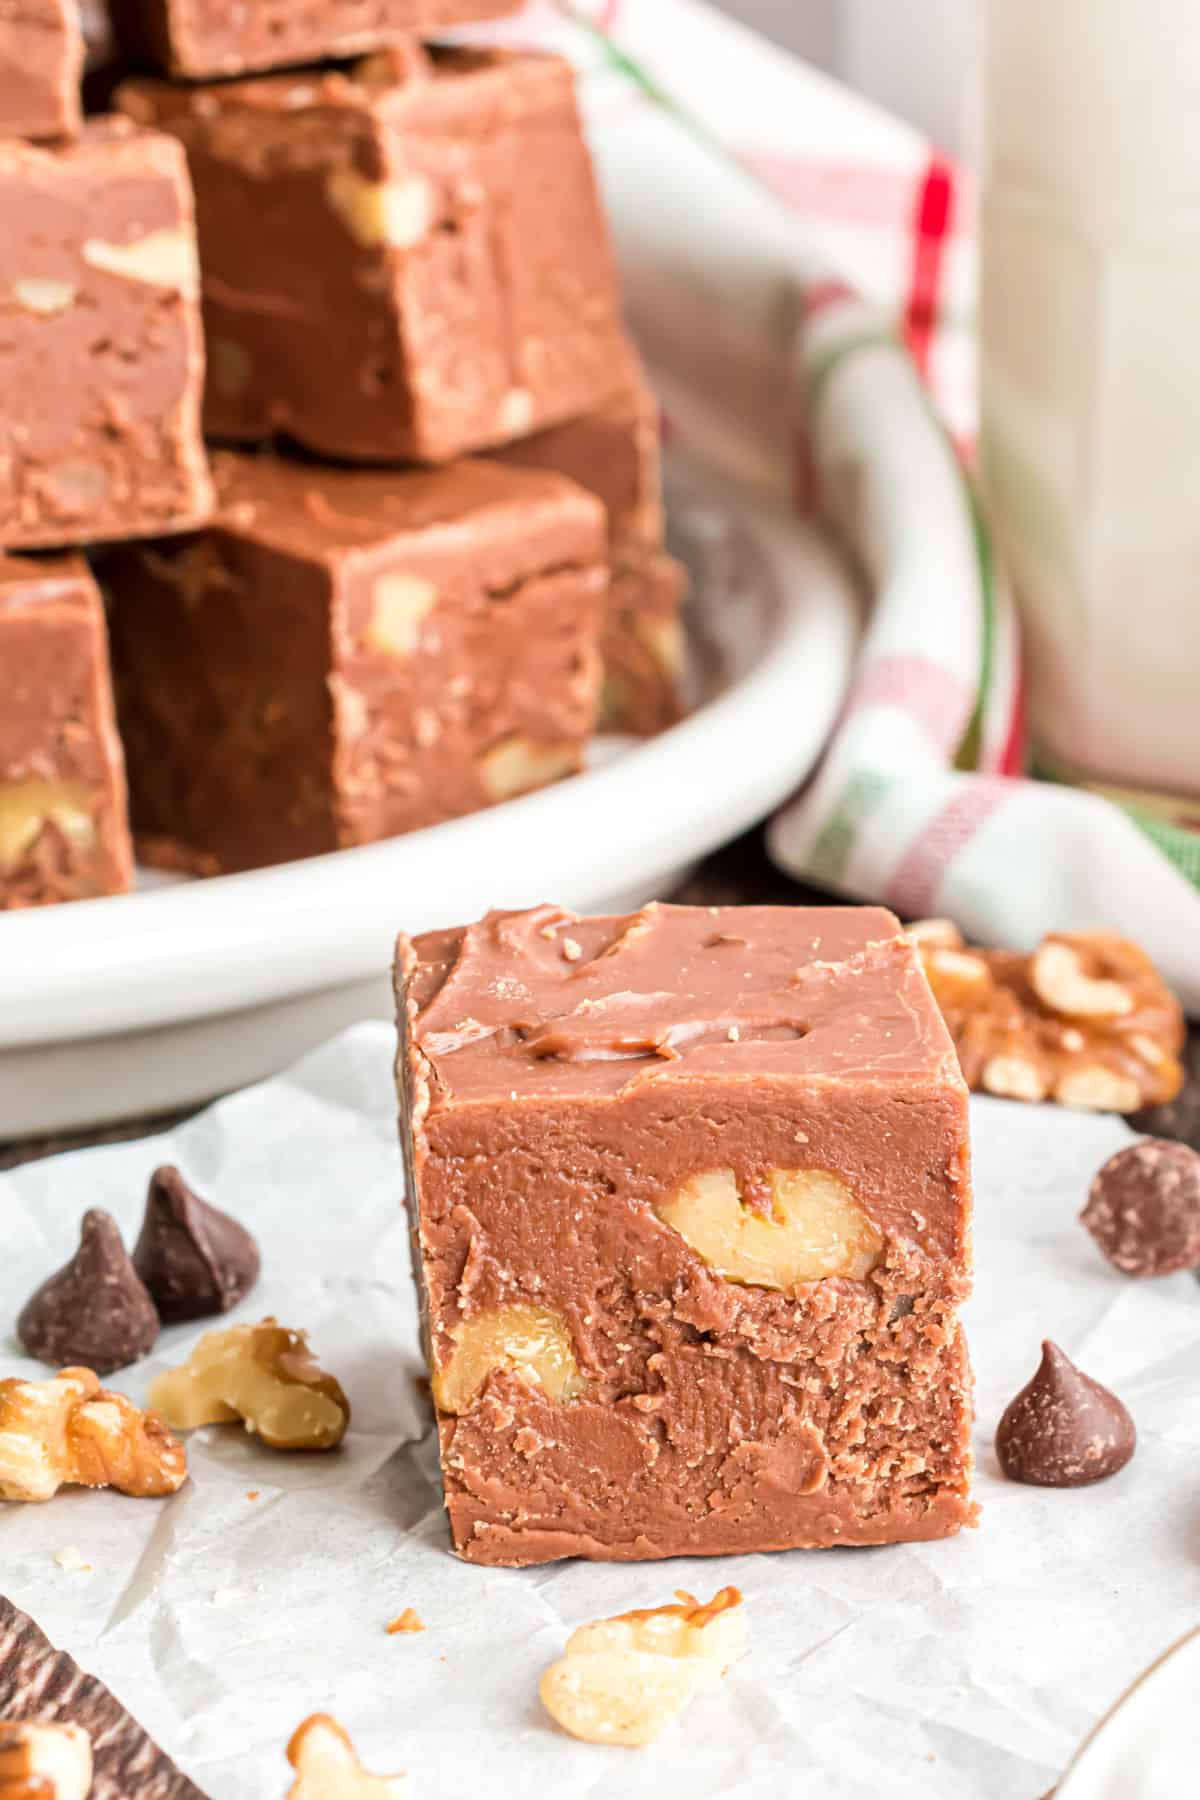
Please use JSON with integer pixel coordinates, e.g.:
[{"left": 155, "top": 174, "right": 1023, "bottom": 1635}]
[{"left": 474, "top": 0, "right": 1200, "bottom": 1010}]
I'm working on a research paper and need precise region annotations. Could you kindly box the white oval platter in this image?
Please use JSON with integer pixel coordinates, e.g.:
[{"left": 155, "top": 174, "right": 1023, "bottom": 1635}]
[{"left": 0, "top": 458, "right": 858, "bottom": 1138}]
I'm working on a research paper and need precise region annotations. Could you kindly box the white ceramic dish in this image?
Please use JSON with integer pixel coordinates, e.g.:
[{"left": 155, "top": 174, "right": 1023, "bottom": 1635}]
[
  {"left": 1055, "top": 1628, "right": 1200, "bottom": 1799},
  {"left": 0, "top": 455, "right": 858, "bottom": 1138}
]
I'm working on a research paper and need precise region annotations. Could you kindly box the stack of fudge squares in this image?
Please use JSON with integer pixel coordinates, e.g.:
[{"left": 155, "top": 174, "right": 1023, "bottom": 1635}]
[{"left": 0, "top": 0, "right": 687, "bottom": 905}]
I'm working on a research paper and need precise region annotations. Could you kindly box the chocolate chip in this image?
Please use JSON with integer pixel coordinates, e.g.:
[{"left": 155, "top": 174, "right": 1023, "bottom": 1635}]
[
  {"left": 17, "top": 1209, "right": 160, "bottom": 1376},
  {"left": 1081, "top": 1138, "right": 1200, "bottom": 1277},
  {"left": 995, "top": 1341, "right": 1135, "bottom": 1487},
  {"left": 132, "top": 1166, "right": 260, "bottom": 1322}
]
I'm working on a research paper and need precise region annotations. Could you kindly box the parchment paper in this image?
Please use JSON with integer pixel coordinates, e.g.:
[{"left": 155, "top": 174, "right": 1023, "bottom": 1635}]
[{"left": 3, "top": 1024, "right": 1199, "bottom": 1798}]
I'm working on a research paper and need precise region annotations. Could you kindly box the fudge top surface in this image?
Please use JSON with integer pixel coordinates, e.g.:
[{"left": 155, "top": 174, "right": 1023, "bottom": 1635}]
[
  {"left": 0, "top": 553, "right": 93, "bottom": 614},
  {"left": 120, "top": 45, "right": 574, "bottom": 133},
  {"left": 0, "top": 114, "right": 183, "bottom": 175},
  {"left": 400, "top": 903, "right": 964, "bottom": 1106},
  {"left": 207, "top": 451, "right": 605, "bottom": 564}
]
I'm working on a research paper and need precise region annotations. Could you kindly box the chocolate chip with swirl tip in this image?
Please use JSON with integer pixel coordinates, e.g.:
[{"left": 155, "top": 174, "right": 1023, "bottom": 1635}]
[
  {"left": 17, "top": 1210, "right": 159, "bottom": 1375},
  {"left": 996, "top": 1341, "right": 1135, "bottom": 1487},
  {"left": 133, "top": 1166, "right": 260, "bottom": 1322}
]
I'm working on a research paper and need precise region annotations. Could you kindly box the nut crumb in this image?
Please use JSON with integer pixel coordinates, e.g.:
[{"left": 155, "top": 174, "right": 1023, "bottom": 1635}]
[
  {"left": 540, "top": 1587, "right": 746, "bottom": 1747},
  {"left": 727, "top": 1025, "right": 740, "bottom": 1042},
  {"left": 53, "top": 1545, "right": 92, "bottom": 1574},
  {"left": 386, "top": 1609, "right": 425, "bottom": 1635},
  {"left": 561, "top": 938, "right": 583, "bottom": 963}
]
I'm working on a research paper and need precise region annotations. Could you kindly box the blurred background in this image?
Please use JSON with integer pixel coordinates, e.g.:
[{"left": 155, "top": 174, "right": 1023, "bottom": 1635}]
[{"left": 721, "top": 0, "right": 979, "bottom": 153}]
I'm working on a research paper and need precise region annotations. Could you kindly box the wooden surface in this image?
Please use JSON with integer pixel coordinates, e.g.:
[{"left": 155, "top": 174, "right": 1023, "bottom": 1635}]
[{"left": 5, "top": 826, "right": 1198, "bottom": 1168}]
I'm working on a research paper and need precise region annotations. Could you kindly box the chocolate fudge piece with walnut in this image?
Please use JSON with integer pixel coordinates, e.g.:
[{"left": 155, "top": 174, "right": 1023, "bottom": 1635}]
[
  {"left": 109, "top": 0, "right": 520, "bottom": 78},
  {"left": 0, "top": 554, "right": 132, "bottom": 909},
  {"left": 0, "top": 0, "right": 84, "bottom": 141},
  {"left": 104, "top": 452, "right": 607, "bottom": 875},
  {"left": 396, "top": 902, "right": 976, "bottom": 1565},
  {"left": 120, "top": 47, "right": 629, "bottom": 465},
  {"left": 493, "top": 376, "right": 688, "bottom": 735},
  {"left": 0, "top": 119, "right": 212, "bottom": 551}
]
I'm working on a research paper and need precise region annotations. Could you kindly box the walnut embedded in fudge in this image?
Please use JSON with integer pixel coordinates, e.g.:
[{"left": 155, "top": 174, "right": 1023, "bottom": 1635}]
[
  {"left": 0, "top": 556, "right": 133, "bottom": 908},
  {"left": 104, "top": 453, "right": 607, "bottom": 875},
  {"left": 909, "top": 921, "right": 1185, "bottom": 1111},
  {"left": 395, "top": 902, "right": 976, "bottom": 1566},
  {"left": 0, "top": 0, "right": 84, "bottom": 141},
  {"left": 0, "top": 122, "right": 211, "bottom": 552},
  {"left": 109, "top": 0, "right": 520, "bottom": 79},
  {"left": 119, "top": 48, "right": 628, "bottom": 464}
]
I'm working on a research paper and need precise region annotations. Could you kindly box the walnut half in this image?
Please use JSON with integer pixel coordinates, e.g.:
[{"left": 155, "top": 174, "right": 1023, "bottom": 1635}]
[
  {"left": 432, "top": 1304, "right": 585, "bottom": 1416},
  {"left": 0, "top": 1368, "right": 187, "bottom": 1504},
  {"left": 0, "top": 1722, "right": 92, "bottom": 1800},
  {"left": 540, "top": 1587, "right": 747, "bottom": 1747},
  {"left": 149, "top": 1319, "right": 350, "bottom": 1451},
  {"left": 656, "top": 1168, "right": 883, "bottom": 1291}
]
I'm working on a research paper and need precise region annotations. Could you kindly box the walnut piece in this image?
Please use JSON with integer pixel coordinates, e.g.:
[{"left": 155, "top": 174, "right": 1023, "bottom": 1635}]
[
  {"left": 0, "top": 1722, "right": 93, "bottom": 1800},
  {"left": 10, "top": 278, "right": 77, "bottom": 316},
  {"left": 656, "top": 1168, "right": 883, "bottom": 1290},
  {"left": 367, "top": 574, "right": 438, "bottom": 659},
  {"left": 325, "top": 168, "right": 433, "bottom": 249},
  {"left": 149, "top": 1319, "right": 350, "bottom": 1451},
  {"left": 910, "top": 922, "right": 1184, "bottom": 1112},
  {"left": 0, "top": 781, "right": 94, "bottom": 872},
  {"left": 433, "top": 1304, "right": 585, "bottom": 1416},
  {"left": 286, "top": 1715, "right": 410, "bottom": 1798},
  {"left": 478, "top": 737, "right": 577, "bottom": 803},
  {"left": 1030, "top": 939, "right": 1135, "bottom": 1020},
  {"left": 0, "top": 1368, "right": 187, "bottom": 1504},
  {"left": 82, "top": 228, "right": 199, "bottom": 293},
  {"left": 540, "top": 1587, "right": 746, "bottom": 1747},
  {"left": 635, "top": 614, "right": 685, "bottom": 676}
]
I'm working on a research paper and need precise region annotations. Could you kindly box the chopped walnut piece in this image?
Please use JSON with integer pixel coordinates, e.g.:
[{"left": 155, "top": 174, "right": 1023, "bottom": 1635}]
[
  {"left": 0, "top": 781, "right": 94, "bottom": 872},
  {"left": 82, "top": 228, "right": 199, "bottom": 293},
  {"left": 656, "top": 1168, "right": 883, "bottom": 1290},
  {"left": 477, "top": 737, "right": 577, "bottom": 802},
  {"left": 286, "top": 1714, "right": 410, "bottom": 1798},
  {"left": 432, "top": 1304, "right": 585, "bottom": 1416},
  {"left": 910, "top": 922, "right": 1184, "bottom": 1112},
  {"left": 149, "top": 1319, "right": 350, "bottom": 1451},
  {"left": 0, "top": 1368, "right": 187, "bottom": 1504},
  {"left": 367, "top": 574, "right": 438, "bottom": 659},
  {"left": 325, "top": 168, "right": 433, "bottom": 249},
  {"left": 540, "top": 1588, "right": 747, "bottom": 1747},
  {"left": 0, "top": 1722, "right": 92, "bottom": 1800}
]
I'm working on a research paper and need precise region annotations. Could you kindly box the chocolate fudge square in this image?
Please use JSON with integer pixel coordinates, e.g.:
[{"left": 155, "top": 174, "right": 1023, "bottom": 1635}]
[
  {"left": 109, "top": 0, "right": 521, "bottom": 78},
  {"left": 493, "top": 378, "right": 687, "bottom": 734},
  {"left": 119, "top": 48, "right": 629, "bottom": 464},
  {"left": 0, "top": 119, "right": 212, "bottom": 551},
  {"left": 1, "top": 554, "right": 133, "bottom": 908},
  {"left": 104, "top": 453, "right": 607, "bottom": 875},
  {"left": 0, "top": 0, "right": 84, "bottom": 141},
  {"left": 396, "top": 903, "right": 976, "bottom": 1566}
]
